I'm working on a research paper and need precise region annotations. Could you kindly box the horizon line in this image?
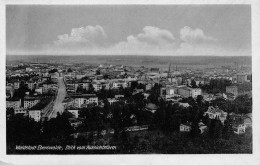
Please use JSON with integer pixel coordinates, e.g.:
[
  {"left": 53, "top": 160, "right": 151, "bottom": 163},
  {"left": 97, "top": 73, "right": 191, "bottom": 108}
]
[{"left": 6, "top": 54, "right": 252, "bottom": 57}]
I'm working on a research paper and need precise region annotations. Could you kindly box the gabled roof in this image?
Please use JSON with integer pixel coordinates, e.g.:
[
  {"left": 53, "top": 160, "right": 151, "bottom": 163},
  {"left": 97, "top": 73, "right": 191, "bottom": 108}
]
[{"left": 206, "top": 106, "right": 227, "bottom": 114}]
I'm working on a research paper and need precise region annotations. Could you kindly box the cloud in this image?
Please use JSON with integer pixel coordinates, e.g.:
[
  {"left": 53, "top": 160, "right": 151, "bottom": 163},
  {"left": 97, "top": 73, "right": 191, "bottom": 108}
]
[
  {"left": 53, "top": 25, "right": 107, "bottom": 48},
  {"left": 133, "top": 26, "right": 175, "bottom": 45},
  {"left": 109, "top": 26, "right": 177, "bottom": 54},
  {"left": 180, "top": 26, "right": 216, "bottom": 43},
  {"left": 35, "top": 25, "right": 249, "bottom": 56}
]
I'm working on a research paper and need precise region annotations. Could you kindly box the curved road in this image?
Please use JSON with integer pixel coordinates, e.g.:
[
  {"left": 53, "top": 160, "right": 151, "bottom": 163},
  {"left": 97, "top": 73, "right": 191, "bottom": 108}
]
[{"left": 50, "top": 77, "right": 66, "bottom": 118}]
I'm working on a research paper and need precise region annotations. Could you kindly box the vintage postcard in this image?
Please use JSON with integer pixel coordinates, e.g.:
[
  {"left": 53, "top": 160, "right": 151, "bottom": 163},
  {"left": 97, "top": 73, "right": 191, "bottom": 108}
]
[{"left": 0, "top": 0, "right": 260, "bottom": 165}]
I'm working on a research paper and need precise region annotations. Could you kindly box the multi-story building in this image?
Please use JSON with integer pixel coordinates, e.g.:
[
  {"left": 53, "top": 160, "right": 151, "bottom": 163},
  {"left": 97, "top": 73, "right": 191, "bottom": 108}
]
[
  {"left": 70, "top": 94, "right": 98, "bottom": 108},
  {"left": 226, "top": 85, "right": 251, "bottom": 97},
  {"left": 112, "top": 81, "right": 128, "bottom": 89},
  {"left": 24, "top": 97, "right": 40, "bottom": 109},
  {"left": 93, "top": 82, "right": 103, "bottom": 91},
  {"left": 6, "top": 85, "right": 15, "bottom": 98},
  {"left": 6, "top": 99, "right": 21, "bottom": 110},
  {"left": 29, "top": 110, "right": 41, "bottom": 122},
  {"left": 79, "top": 82, "right": 90, "bottom": 90},
  {"left": 177, "top": 87, "right": 202, "bottom": 98},
  {"left": 237, "top": 73, "right": 248, "bottom": 84},
  {"left": 14, "top": 81, "right": 20, "bottom": 90},
  {"left": 27, "top": 81, "right": 38, "bottom": 90},
  {"left": 226, "top": 86, "right": 238, "bottom": 97}
]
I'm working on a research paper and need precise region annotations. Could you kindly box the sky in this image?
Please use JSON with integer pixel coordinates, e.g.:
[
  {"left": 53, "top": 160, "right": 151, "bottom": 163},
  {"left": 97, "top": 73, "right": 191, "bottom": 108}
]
[{"left": 6, "top": 5, "right": 251, "bottom": 56}]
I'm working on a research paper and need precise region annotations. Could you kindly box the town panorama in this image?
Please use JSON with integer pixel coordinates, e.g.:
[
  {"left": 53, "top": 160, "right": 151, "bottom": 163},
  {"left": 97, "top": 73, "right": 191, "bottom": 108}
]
[
  {"left": 6, "top": 5, "right": 252, "bottom": 154},
  {"left": 6, "top": 55, "right": 252, "bottom": 154}
]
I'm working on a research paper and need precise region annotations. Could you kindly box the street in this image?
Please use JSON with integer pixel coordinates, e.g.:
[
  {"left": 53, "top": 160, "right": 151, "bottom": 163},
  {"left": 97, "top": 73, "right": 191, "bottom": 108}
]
[{"left": 49, "top": 76, "right": 66, "bottom": 118}]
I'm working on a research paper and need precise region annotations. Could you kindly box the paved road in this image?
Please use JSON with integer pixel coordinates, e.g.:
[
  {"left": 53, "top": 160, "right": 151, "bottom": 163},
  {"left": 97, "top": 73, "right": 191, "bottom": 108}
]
[{"left": 50, "top": 77, "right": 66, "bottom": 118}]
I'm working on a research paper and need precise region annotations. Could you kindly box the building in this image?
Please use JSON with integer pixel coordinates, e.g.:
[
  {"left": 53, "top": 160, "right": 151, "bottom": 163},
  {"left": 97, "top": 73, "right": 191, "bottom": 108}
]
[
  {"left": 204, "top": 106, "right": 228, "bottom": 124},
  {"left": 35, "top": 87, "right": 43, "bottom": 94},
  {"left": 24, "top": 97, "right": 40, "bottom": 109},
  {"left": 150, "top": 68, "right": 160, "bottom": 74},
  {"left": 144, "top": 103, "right": 158, "bottom": 113},
  {"left": 70, "top": 94, "right": 98, "bottom": 108},
  {"left": 198, "top": 121, "right": 207, "bottom": 134},
  {"left": 79, "top": 81, "right": 91, "bottom": 90},
  {"left": 27, "top": 81, "right": 38, "bottom": 90},
  {"left": 145, "top": 83, "right": 153, "bottom": 91},
  {"left": 67, "top": 109, "right": 79, "bottom": 118},
  {"left": 180, "top": 123, "right": 191, "bottom": 132},
  {"left": 160, "top": 87, "right": 166, "bottom": 96},
  {"left": 14, "top": 81, "right": 20, "bottom": 90},
  {"left": 115, "top": 95, "right": 124, "bottom": 99},
  {"left": 226, "top": 86, "right": 238, "bottom": 97},
  {"left": 112, "top": 81, "right": 128, "bottom": 89},
  {"left": 236, "top": 73, "right": 248, "bottom": 84},
  {"left": 92, "top": 82, "right": 102, "bottom": 91},
  {"left": 14, "top": 108, "right": 27, "bottom": 115},
  {"left": 178, "top": 87, "right": 202, "bottom": 98},
  {"left": 178, "top": 102, "right": 190, "bottom": 108},
  {"left": 226, "top": 85, "right": 251, "bottom": 97},
  {"left": 233, "top": 119, "right": 246, "bottom": 135},
  {"left": 166, "top": 86, "right": 175, "bottom": 96},
  {"left": 6, "top": 85, "right": 15, "bottom": 98},
  {"left": 6, "top": 99, "right": 21, "bottom": 110},
  {"left": 107, "top": 98, "right": 119, "bottom": 104},
  {"left": 29, "top": 110, "right": 41, "bottom": 122}
]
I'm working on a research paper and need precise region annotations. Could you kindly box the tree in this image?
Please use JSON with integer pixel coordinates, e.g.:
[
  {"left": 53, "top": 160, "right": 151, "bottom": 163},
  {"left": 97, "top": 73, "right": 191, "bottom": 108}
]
[
  {"left": 103, "top": 74, "right": 109, "bottom": 79},
  {"left": 49, "top": 69, "right": 58, "bottom": 73},
  {"left": 191, "top": 79, "right": 197, "bottom": 88},
  {"left": 213, "top": 119, "right": 223, "bottom": 139},
  {"left": 96, "top": 70, "right": 101, "bottom": 75},
  {"left": 87, "top": 84, "right": 95, "bottom": 94},
  {"left": 196, "top": 95, "right": 204, "bottom": 107},
  {"left": 190, "top": 121, "right": 200, "bottom": 137},
  {"left": 223, "top": 114, "right": 233, "bottom": 140},
  {"left": 6, "top": 107, "right": 15, "bottom": 117},
  {"left": 7, "top": 114, "right": 41, "bottom": 153},
  {"left": 67, "top": 68, "right": 73, "bottom": 72}
]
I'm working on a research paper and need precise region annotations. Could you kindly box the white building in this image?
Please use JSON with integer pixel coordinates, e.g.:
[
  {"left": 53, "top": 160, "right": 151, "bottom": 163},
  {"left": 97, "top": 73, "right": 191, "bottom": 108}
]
[
  {"left": 93, "top": 82, "right": 103, "bottom": 91},
  {"left": 29, "top": 110, "right": 41, "bottom": 122},
  {"left": 14, "top": 108, "right": 27, "bottom": 115},
  {"left": 203, "top": 106, "right": 228, "bottom": 124},
  {"left": 71, "top": 94, "right": 98, "bottom": 108},
  {"left": 35, "top": 87, "right": 43, "bottom": 94},
  {"left": 112, "top": 81, "right": 128, "bottom": 89},
  {"left": 180, "top": 123, "right": 191, "bottom": 132},
  {"left": 107, "top": 98, "right": 119, "bottom": 104},
  {"left": 24, "top": 98, "right": 40, "bottom": 109},
  {"left": 68, "top": 109, "right": 79, "bottom": 118}
]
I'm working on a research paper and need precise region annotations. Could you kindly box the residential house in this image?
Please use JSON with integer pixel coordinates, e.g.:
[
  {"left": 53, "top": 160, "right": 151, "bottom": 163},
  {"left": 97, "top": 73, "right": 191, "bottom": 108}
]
[
  {"left": 144, "top": 103, "right": 158, "bottom": 113},
  {"left": 29, "top": 109, "right": 41, "bottom": 122},
  {"left": 180, "top": 123, "right": 191, "bottom": 132},
  {"left": 204, "top": 106, "right": 228, "bottom": 124}
]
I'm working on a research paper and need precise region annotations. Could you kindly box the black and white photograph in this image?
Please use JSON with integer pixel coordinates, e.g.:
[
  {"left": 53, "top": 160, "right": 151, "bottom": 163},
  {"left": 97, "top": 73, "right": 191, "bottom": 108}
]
[{"left": 1, "top": 0, "right": 260, "bottom": 164}]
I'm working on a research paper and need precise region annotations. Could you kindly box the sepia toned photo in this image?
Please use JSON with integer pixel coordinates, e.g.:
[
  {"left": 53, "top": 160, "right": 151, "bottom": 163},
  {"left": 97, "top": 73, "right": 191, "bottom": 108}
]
[{"left": 5, "top": 4, "right": 253, "bottom": 155}]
